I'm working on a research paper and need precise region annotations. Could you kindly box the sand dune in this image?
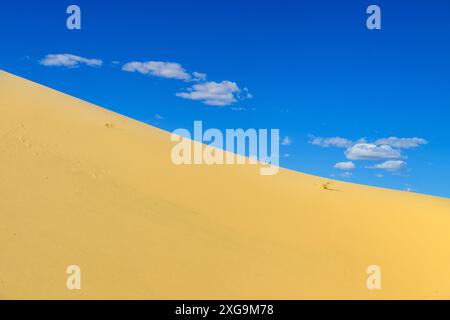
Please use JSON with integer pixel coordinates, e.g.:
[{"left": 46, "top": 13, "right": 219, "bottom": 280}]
[{"left": 0, "top": 70, "right": 449, "bottom": 299}]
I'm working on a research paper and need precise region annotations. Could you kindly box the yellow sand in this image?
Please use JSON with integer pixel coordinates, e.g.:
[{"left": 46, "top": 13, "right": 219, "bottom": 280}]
[{"left": 0, "top": 70, "right": 449, "bottom": 300}]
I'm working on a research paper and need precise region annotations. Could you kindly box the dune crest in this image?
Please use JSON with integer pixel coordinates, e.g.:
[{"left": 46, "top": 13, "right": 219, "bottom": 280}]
[{"left": 0, "top": 70, "right": 449, "bottom": 299}]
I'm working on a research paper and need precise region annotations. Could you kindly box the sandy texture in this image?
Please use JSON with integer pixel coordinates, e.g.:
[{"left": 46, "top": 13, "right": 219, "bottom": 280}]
[{"left": 0, "top": 70, "right": 449, "bottom": 299}]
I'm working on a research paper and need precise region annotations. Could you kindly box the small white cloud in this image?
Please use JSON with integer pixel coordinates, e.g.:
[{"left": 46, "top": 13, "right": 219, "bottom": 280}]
[
  {"left": 176, "top": 81, "right": 241, "bottom": 106},
  {"left": 192, "top": 72, "right": 207, "bottom": 82},
  {"left": 340, "top": 171, "right": 352, "bottom": 178},
  {"left": 230, "top": 107, "right": 246, "bottom": 112},
  {"left": 334, "top": 161, "right": 355, "bottom": 170},
  {"left": 375, "top": 137, "right": 428, "bottom": 149},
  {"left": 368, "top": 160, "right": 407, "bottom": 171},
  {"left": 243, "top": 87, "right": 253, "bottom": 99},
  {"left": 155, "top": 114, "right": 164, "bottom": 120},
  {"left": 345, "top": 143, "right": 401, "bottom": 160},
  {"left": 281, "top": 136, "right": 293, "bottom": 146},
  {"left": 122, "top": 61, "right": 191, "bottom": 80},
  {"left": 310, "top": 136, "right": 354, "bottom": 148},
  {"left": 40, "top": 54, "right": 103, "bottom": 68}
]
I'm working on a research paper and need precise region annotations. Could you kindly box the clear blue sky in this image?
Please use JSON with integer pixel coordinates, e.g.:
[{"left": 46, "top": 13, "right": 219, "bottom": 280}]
[{"left": 1, "top": 0, "right": 449, "bottom": 197}]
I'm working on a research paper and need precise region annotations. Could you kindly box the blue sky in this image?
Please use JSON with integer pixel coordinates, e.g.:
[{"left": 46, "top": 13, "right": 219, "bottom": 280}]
[{"left": 1, "top": 0, "right": 449, "bottom": 197}]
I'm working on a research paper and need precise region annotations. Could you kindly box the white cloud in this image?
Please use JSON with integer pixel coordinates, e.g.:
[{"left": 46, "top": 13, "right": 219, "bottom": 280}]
[
  {"left": 368, "top": 160, "right": 407, "bottom": 171},
  {"left": 154, "top": 114, "right": 164, "bottom": 120},
  {"left": 122, "top": 60, "right": 208, "bottom": 82},
  {"left": 375, "top": 137, "right": 428, "bottom": 149},
  {"left": 340, "top": 172, "right": 352, "bottom": 178},
  {"left": 122, "top": 61, "right": 191, "bottom": 80},
  {"left": 345, "top": 143, "right": 401, "bottom": 161},
  {"left": 40, "top": 54, "right": 103, "bottom": 68},
  {"left": 192, "top": 72, "right": 207, "bottom": 82},
  {"left": 334, "top": 161, "right": 355, "bottom": 170},
  {"left": 281, "top": 136, "right": 293, "bottom": 146},
  {"left": 243, "top": 87, "right": 253, "bottom": 99},
  {"left": 310, "top": 136, "right": 354, "bottom": 148},
  {"left": 176, "top": 81, "right": 241, "bottom": 106}
]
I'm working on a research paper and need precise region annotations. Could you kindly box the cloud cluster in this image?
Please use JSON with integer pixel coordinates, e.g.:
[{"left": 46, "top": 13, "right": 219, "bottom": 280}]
[
  {"left": 40, "top": 54, "right": 249, "bottom": 107},
  {"left": 310, "top": 135, "right": 427, "bottom": 174},
  {"left": 40, "top": 54, "right": 103, "bottom": 68},
  {"left": 122, "top": 60, "right": 248, "bottom": 107}
]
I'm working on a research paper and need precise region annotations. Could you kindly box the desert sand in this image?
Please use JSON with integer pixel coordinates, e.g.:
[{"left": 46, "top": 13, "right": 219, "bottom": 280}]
[{"left": 0, "top": 70, "right": 449, "bottom": 299}]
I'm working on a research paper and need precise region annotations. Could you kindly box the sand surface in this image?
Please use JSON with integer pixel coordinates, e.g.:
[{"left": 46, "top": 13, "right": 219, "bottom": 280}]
[{"left": 1, "top": 70, "right": 449, "bottom": 299}]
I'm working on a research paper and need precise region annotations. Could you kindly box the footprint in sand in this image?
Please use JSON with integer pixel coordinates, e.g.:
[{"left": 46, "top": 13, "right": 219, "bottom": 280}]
[
  {"left": 18, "top": 137, "right": 31, "bottom": 148},
  {"left": 322, "top": 181, "right": 339, "bottom": 191}
]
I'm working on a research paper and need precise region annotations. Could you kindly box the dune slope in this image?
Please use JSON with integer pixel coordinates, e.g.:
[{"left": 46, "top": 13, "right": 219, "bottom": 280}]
[{"left": 0, "top": 70, "right": 449, "bottom": 299}]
